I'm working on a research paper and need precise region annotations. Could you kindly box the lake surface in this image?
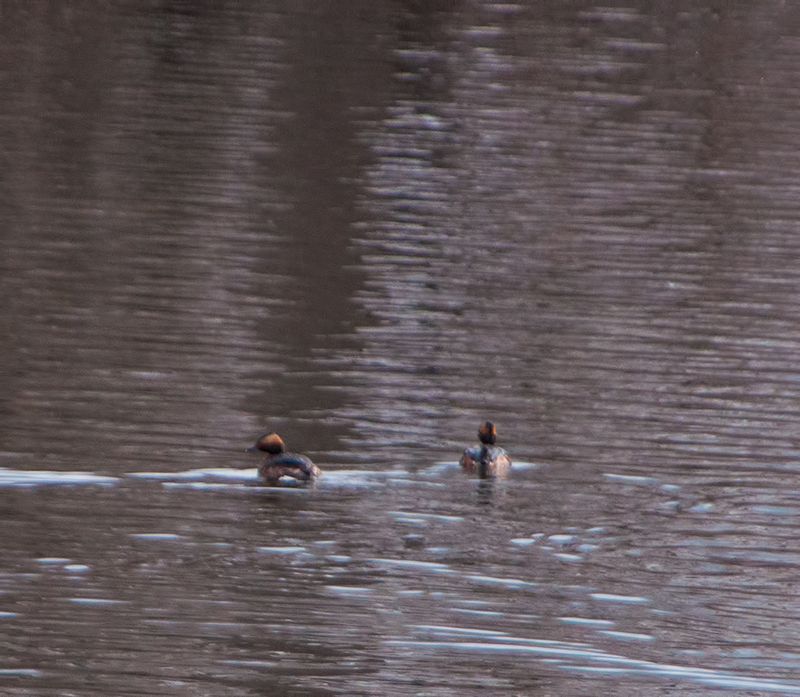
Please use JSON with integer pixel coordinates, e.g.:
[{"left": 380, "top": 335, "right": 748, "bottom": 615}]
[{"left": 3, "top": 2, "right": 800, "bottom": 694}]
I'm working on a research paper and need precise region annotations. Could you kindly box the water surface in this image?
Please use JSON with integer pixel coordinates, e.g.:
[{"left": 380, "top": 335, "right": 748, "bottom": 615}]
[{"left": 2, "top": 2, "right": 800, "bottom": 694}]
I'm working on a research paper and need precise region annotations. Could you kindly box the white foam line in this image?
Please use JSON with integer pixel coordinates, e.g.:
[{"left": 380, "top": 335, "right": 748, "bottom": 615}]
[
  {"left": 509, "top": 461, "right": 539, "bottom": 470},
  {"left": 465, "top": 574, "right": 538, "bottom": 588},
  {"left": 369, "top": 558, "right": 451, "bottom": 572},
  {"left": 553, "top": 553, "right": 582, "bottom": 562},
  {"left": 388, "top": 511, "right": 463, "bottom": 522},
  {"left": 415, "top": 624, "right": 507, "bottom": 637},
  {"left": 0, "top": 468, "right": 118, "bottom": 487},
  {"left": 327, "top": 470, "right": 410, "bottom": 479},
  {"left": 385, "top": 639, "right": 608, "bottom": 661},
  {"left": 590, "top": 593, "right": 650, "bottom": 604},
  {"left": 127, "top": 468, "right": 256, "bottom": 481},
  {"left": 510, "top": 538, "right": 536, "bottom": 546},
  {"left": 599, "top": 630, "right": 654, "bottom": 642},
  {"left": 421, "top": 461, "right": 539, "bottom": 475},
  {"left": 324, "top": 586, "right": 374, "bottom": 596},
  {"left": 0, "top": 669, "right": 41, "bottom": 677},
  {"left": 369, "top": 558, "right": 540, "bottom": 590},
  {"left": 385, "top": 639, "right": 800, "bottom": 692},
  {"left": 222, "top": 660, "right": 277, "bottom": 668},
  {"left": 449, "top": 608, "right": 505, "bottom": 617},
  {"left": 559, "top": 617, "right": 614, "bottom": 627},
  {"left": 162, "top": 482, "right": 247, "bottom": 491},
  {"left": 603, "top": 473, "right": 658, "bottom": 484}
]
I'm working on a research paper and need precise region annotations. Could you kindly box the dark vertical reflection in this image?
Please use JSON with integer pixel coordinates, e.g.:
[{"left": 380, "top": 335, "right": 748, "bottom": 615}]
[
  {"left": 245, "top": 4, "right": 391, "bottom": 453},
  {"left": 2, "top": 3, "right": 118, "bottom": 462},
  {"left": 1, "top": 5, "right": 297, "bottom": 468}
]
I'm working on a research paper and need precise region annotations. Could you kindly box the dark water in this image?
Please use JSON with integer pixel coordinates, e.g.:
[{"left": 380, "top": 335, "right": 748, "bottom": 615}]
[{"left": 3, "top": 2, "right": 800, "bottom": 694}]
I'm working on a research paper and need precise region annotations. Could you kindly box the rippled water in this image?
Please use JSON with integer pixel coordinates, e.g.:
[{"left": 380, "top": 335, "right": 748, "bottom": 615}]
[{"left": 3, "top": 2, "right": 800, "bottom": 695}]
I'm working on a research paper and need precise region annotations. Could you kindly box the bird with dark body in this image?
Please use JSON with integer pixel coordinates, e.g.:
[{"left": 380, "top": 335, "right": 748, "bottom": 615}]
[
  {"left": 459, "top": 421, "right": 512, "bottom": 478},
  {"left": 248, "top": 433, "right": 322, "bottom": 486}
]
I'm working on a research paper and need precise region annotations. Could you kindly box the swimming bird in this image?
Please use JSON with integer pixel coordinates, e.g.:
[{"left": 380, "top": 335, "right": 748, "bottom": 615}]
[
  {"left": 459, "top": 421, "right": 512, "bottom": 478},
  {"left": 248, "top": 433, "right": 321, "bottom": 486}
]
